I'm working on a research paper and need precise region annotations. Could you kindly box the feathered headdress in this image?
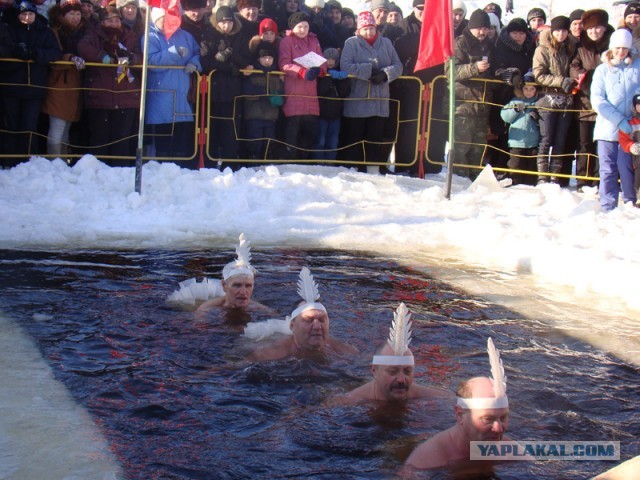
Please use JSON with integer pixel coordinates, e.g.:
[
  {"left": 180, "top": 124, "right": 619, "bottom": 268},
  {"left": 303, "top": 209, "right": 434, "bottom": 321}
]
[
  {"left": 222, "top": 233, "right": 257, "bottom": 280},
  {"left": 372, "top": 303, "right": 415, "bottom": 366},
  {"left": 290, "top": 267, "right": 327, "bottom": 318},
  {"left": 456, "top": 337, "right": 509, "bottom": 410}
]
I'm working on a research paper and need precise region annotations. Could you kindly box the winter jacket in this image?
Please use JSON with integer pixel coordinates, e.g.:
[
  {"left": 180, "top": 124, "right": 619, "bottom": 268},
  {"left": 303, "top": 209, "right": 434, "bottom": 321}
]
[
  {"left": 445, "top": 27, "right": 495, "bottom": 117},
  {"left": 0, "top": 19, "right": 12, "bottom": 58},
  {"left": 144, "top": 24, "right": 201, "bottom": 125},
  {"left": 200, "top": 14, "right": 251, "bottom": 103},
  {"left": 569, "top": 26, "right": 614, "bottom": 121},
  {"left": 500, "top": 95, "right": 541, "bottom": 148},
  {"left": 42, "top": 5, "right": 86, "bottom": 122},
  {"left": 317, "top": 71, "right": 350, "bottom": 120},
  {"left": 532, "top": 28, "right": 576, "bottom": 95},
  {"left": 278, "top": 30, "right": 325, "bottom": 117},
  {"left": 393, "top": 12, "right": 421, "bottom": 75},
  {"left": 493, "top": 27, "right": 535, "bottom": 78},
  {"left": 241, "top": 61, "right": 283, "bottom": 122},
  {"left": 77, "top": 23, "right": 142, "bottom": 110},
  {"left": 3, "top": 13, "right": 61, "bottom": 99},
  {"left": 180, "top": 14, "right": 207, "bottom": 44},
  {"left": 618, "top": 113, "right": 640, "bottom": 156},
  {"left": 591, "top": 51, "right": 640, "bottom": 142},
  {"left": 340, "top": 33, "right": 402, "bottom": 118}
]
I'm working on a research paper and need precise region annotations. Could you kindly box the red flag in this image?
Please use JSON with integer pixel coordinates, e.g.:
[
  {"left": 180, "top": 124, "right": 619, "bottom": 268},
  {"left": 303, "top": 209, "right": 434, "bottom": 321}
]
[
  {"left": 414, "top": 0, "right": 453, "bottom": 72},
  {"left": 148, "top": 0, "right": 182, "bottom": 39}
]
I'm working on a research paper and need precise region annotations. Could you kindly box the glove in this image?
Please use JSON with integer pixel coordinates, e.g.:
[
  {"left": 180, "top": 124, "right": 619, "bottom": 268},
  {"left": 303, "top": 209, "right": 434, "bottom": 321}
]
[
  {"left": 14, "top": 42, "right": 33, "bottom": 60},
  {"left": 269, "top": 95, "right": 284, "bottom": 107},
  {"left": 117, "top": 56, "right": 130, "bottom": 66},
  {"left": 630, "top": 143, "right": 640, "bottom": 155},
  {"left": 184, "top": 62, "right": 198, "bottom": 74},
  {"left": 513, "top": 102, "right": 526, "bottom": 112},
  {"left": 328, "top": 69, "right": 348, "bottom": 80},
  {"left": 177, "top": 46, "right": 188, "bottom": 57},
  {"left": 501, "top": 67, "right": 519, "bottom": 85},
  {"left": 215, "top": 46, "right": 233, "bottom": 63},
  {"left": 304, "top": 66, "right": 320, "bottom": 81},
  {"left": 561, "top": 77, "right": 575, "bottom": 93},
  {"left": 70, "top": 55, "right": 85, "bottom": 70},
  {"left": 529, "top": 110, "right": 540, "bottom": 122},
  {"left": 370, "top": 69, "right": 388, "bottom": 84},
  {"left": 619, "top": 120, "right": 633, "bottom": 135}
]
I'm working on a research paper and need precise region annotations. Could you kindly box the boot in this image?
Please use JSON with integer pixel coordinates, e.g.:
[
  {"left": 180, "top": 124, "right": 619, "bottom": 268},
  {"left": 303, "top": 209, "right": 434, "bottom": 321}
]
[{"left": 536, "top": 157, "right": 549, "bottom": 185}]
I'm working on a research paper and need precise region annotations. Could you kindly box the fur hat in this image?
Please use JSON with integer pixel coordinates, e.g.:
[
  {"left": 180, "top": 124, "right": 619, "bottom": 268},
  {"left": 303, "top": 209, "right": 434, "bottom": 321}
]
[
  {"left": 323, "top": 47, "right": 339, "bottom": 61},
  {"left": 60, "top": 0, "right": 82, "bottom": 15},
  {"left": 99, "top": 5, "right": 121, "bottom": 21},
  {"left": 550, "top": 15, "right": 570, "bottom": 32},
  {"left": 369, "top": 0, "right": 390, "bottom": 12},
  {"left": 216, "top": 5, "right": 234, "bottom": 22},
  {"left": 259, "top": 17, "right": 278, "bottom": 34},
  {"left": 467, "top": 9, "right": 490, "bottom": 29},
  {"left": 452, "top": 0, "right": 466, "bottom": 16},
  {"left": 306, "top": 0, "right": 324, "bottom": 9},
  {"left": 483, "top": 2, "right": 501, "bottom": 20},
  {"left": 116, "top": 0, "right": 138, "bottom": 8},
  {"left": 527, "top": 7, "right": 546, "bottom": 24},
  {"left": 506, "top": 17, "right": 528, "bottom": 33},
  {"left": 181, "top": 0, "right": 207, "bottom": 10},
  {"left": 581, "top": 9, "right": 608, "bottom": 30},
  {"left": 288, "top": 11, "right": 309, "bottom": 29},
  {"left": 569, "top": 9, "right": 584, "bottom": 23},
  {"left": 150, "top": 6, "right": 164, "bottom": 23},
  {"left": 256, "top": 41, "right": 277, "bottom": 58},
  {"left": 236, "top": 0, "right": 260, "bottom": 10},
  {"left": 624, "top": 2, "right": 640, "bottom": 19},
  {"left": 356, "top": 10, "right": 375, "bottom": 30},
  {"left": 609, "top": 28, "right": 632, "bottom": 49}
]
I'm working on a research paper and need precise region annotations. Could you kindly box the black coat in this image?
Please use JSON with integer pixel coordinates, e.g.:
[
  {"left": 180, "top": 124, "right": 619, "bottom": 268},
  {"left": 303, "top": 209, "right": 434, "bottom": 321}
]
[
  {"left": 317, "top": 73, "right": 350, "bottom": 120},
  {"left": 3, "top": 12, "right": 61, "bottom": 98}
]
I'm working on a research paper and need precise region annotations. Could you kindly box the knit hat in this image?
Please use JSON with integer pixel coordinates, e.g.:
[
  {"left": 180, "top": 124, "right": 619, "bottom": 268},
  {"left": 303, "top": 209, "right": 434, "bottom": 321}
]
[
  {"left": 609, "top": 28, "right": 632, "bottom": 49},
  {"left": 150, "top": 6, "right": 164, "bottom": 23},
  {"left": 569, "top": 9, "right": 584, "bottom": 23},
  {"left": 216, "top": 5, "right": 234, "bottom": 22},
  {"left": 17, "top": 1, "right": 37, "bottom": 13},
  {"left": 624, "top": 2, "right": 640, "bottom": 19},
  {"left": 326, "top": 0, "right": 342, "bottom": 11},
  {"left": 412, "top": 0, "right": 423, "bottom": 7},
  {"left": 60, "top": 0, "right": 82, "bottom": 15},
  {"left": 256, "top": 41, "right": 276, "bottom": 58},
  {"left": 467, "top": 9, "right": 490, "bottom": 29},
  {"left": 236, "top": 0, "right": 260, "bottom": 10},
  {"left": 306, "top": 0, "right": 324, "bottom": 9},
  {"left": 323, "top": 47, "right": 340, "bottom": 61},
  {"left": 527, "top": 7, "right": 546, "bottom": 24},
  {"left": 369, "top": 0, "right": 390, "bottom": 12},
  {"left": 506, "top": 17, "right": 528, "bottom": 33},
  {"left": 484, "top": 2, "right": 501, "bottom": 21},
  {"left": 259, "top": 17, "right": 278, "bottom": 34},
  {"left": 452, "top": 0, "right": 466, "bottom": 16},
  {"left": 288, "top": 11, "right": 309, "bottom": 29},
  {"left": 342, "top": 7, "right": 354, "bottom": 19},
  {"left": 550, "top": 15, "right": 570, "bottom": 32},
  {"left": 488, "top": 12, "right": 500, "bottom": 33},
  {"left": 99, "top": 5, "right": 121, "bottom": 20},
  {"left": 116, "top": 0, "right": 137, "bottom": 8},
  {"left": 389, "top": 2, "right": 401, "bottom": 14},
  {"left": 356, "top": 10, "right": 375, "bottom": 30},
  {"left": 581, "top": 9, "right": 608, "bottom": 30},
  {"left": 181, "top": 0, "right": 207, "bottom": 10},
  {"left": 633, "top": 93, "right": 640, "bottom": 108}
]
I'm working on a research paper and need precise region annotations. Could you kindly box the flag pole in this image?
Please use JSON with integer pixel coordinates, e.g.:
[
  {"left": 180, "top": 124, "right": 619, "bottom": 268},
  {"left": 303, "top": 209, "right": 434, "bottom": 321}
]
[
  {"left": 444, "top": 0, "right": 455, "bottom": 200},
  {"left": 134, "top": 5, "right": 152, "bottom": 194}
]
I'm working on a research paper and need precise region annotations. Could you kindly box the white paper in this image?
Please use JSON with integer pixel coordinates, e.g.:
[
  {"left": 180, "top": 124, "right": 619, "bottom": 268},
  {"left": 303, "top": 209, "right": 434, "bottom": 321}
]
[{"left": 294, "top": 51, "right": 327, "bottom": 69}]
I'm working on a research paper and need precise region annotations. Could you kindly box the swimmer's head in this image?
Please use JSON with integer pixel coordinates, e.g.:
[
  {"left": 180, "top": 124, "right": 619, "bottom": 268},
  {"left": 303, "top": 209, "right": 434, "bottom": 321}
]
[
  {"left": 222, "top": 233, "right": 256, "bottom": 281},
  {"left": 372, "top": 342, "right": 415, "bottom": 402}
]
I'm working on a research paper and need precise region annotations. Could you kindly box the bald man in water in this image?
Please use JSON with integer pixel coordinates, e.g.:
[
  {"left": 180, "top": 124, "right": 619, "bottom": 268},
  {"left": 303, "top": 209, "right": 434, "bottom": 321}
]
[
  {"left": 327, "top": 341, "right": 452, "bottom": 405},
  {"left": 402, "top": 376, "right": 511, "bottom": 474}
]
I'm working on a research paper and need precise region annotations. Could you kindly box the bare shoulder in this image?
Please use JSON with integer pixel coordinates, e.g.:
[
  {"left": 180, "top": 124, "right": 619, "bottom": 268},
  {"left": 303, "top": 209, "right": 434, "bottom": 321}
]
[
  {"left": 325, "top": 382, "right": 372, "bottom": 407},
  {"left": 404, "top": 429, "right": 451, "bottom": 470},
  {"left": 326, "top": 336, "right": 359, "bottom": 355},
  {"left": 247, "top": 336, "right": 295, "bottom": 362},
  {"left": 248, "top": 300, "right": 279, "bottom": 316}
]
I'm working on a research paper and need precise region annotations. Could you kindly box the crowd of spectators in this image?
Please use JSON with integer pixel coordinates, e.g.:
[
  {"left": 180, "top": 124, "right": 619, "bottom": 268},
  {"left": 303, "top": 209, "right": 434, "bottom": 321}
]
[{"left": 0, "top": 0, "right": 639, "bottom": 201}]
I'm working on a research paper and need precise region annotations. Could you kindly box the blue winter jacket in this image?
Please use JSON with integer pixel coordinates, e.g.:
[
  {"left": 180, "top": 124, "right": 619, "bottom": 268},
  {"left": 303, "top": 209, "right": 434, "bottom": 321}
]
[
  {"left": 500, "top": 96, "right": 540, "bottom": 148},
  {"left": 591, "top": 52, "right": 640, "bottom": 142},
  {"left": 143, "top": 25, "right": 202, "bottom": 125}
]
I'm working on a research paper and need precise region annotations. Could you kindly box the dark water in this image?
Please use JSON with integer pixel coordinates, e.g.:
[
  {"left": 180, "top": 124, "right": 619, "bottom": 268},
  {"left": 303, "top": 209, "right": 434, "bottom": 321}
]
[{"left": 0, "top": 249, "right": 638, "bottom": 480}]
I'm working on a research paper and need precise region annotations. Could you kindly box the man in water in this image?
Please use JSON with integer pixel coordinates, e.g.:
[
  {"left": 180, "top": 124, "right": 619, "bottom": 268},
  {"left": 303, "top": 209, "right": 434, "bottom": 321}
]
[
  {"left": 246, "top": 267, "right": 357, "bottom": 361},
  {"left": 327, "top": 304, "right": 451, "bottom": 405},
  {"left": 402, "top": 339, "right": 510, "bottom": 474}
]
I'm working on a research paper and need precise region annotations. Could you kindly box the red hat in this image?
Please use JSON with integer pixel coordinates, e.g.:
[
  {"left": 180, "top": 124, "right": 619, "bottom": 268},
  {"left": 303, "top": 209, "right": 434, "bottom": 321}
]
[
  {"left": 259, "top": 17, "right": 278, "bottom": 35},
  {"left": 356, "top": 10, "right": 375, "bottom": 30}
]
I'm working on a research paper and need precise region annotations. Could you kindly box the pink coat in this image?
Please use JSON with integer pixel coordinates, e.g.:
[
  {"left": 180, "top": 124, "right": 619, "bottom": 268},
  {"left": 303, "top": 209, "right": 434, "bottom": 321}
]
[{"left": 278, "top": 31, "right": 325, "bottom": 117}]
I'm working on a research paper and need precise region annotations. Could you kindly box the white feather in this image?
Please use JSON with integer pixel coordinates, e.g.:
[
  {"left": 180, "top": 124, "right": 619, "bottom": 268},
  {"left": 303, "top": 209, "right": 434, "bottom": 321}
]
[
  {"left": 487, "top": 337, "right": 507, "bottom": 397},
  {"left": 387, "top": 303, "right": 412, "bottom": 355},
  {"left": 297, "top": 267, "right": 320, "bottom": 303},
  {"left": 235, "top": 233, "right": 252, "bottom": 267}
]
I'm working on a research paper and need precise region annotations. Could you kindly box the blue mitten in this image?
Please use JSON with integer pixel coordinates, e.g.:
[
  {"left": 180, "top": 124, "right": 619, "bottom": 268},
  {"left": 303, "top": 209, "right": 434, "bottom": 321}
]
[
  {"left": 305, "top": 66, "right": 320, "bottom": 81},
  {"left": 328, "top": 69, "right": 348, "bottom": 80}
]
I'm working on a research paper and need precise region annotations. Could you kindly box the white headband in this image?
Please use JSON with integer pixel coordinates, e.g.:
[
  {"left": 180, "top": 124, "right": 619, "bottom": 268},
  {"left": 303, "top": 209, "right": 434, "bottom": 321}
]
[
  {"left": 457, "top": 338, "right": 509, "bottom": 410},
  {"left": 372, "top": 354, "right": 415, "bottom": 366},
  {"left": 291, "top": 301, "right": 327, "bottom": 319},
  {"left": 222, "top": 233, "right": 256, "bottom": 281},
  {"left": 223, "top": 266, "right": 254, "bottom": 280},
  {"left": 291, "top": 267, "right": 326, "bottom": 319},
  {"left": 456, "top": 396, "right": 509, "bottom": 409}
]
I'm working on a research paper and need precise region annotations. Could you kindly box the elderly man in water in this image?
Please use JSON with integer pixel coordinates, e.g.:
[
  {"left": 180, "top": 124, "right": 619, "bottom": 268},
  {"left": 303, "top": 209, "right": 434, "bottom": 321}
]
[
  {"left": 327, "top": 303, "right": 451, "bottom": 405},
  {"left": 402, "top": 339, "right": 511, "bottom": 475},
  {"left": 246, "top": 267, "right": 358, "bottom": 361}
]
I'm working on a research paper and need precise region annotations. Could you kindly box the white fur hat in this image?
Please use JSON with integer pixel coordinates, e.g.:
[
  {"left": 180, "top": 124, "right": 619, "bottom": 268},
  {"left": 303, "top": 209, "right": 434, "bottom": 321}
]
[{"left": 610, "top": 28, "right": 632, "bottom": 50}]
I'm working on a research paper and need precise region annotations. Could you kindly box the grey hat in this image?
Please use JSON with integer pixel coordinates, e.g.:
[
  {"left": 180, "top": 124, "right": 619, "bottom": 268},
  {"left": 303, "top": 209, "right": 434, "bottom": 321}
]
[{"left": 370, "top": 0, "right": 390, "bottom": 12}]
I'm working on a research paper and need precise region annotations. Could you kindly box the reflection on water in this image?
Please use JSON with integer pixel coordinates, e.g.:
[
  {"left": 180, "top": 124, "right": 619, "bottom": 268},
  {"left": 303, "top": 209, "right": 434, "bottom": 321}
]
[{"left": 0, "top": 249, "right": 638, "bottom": 479}]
